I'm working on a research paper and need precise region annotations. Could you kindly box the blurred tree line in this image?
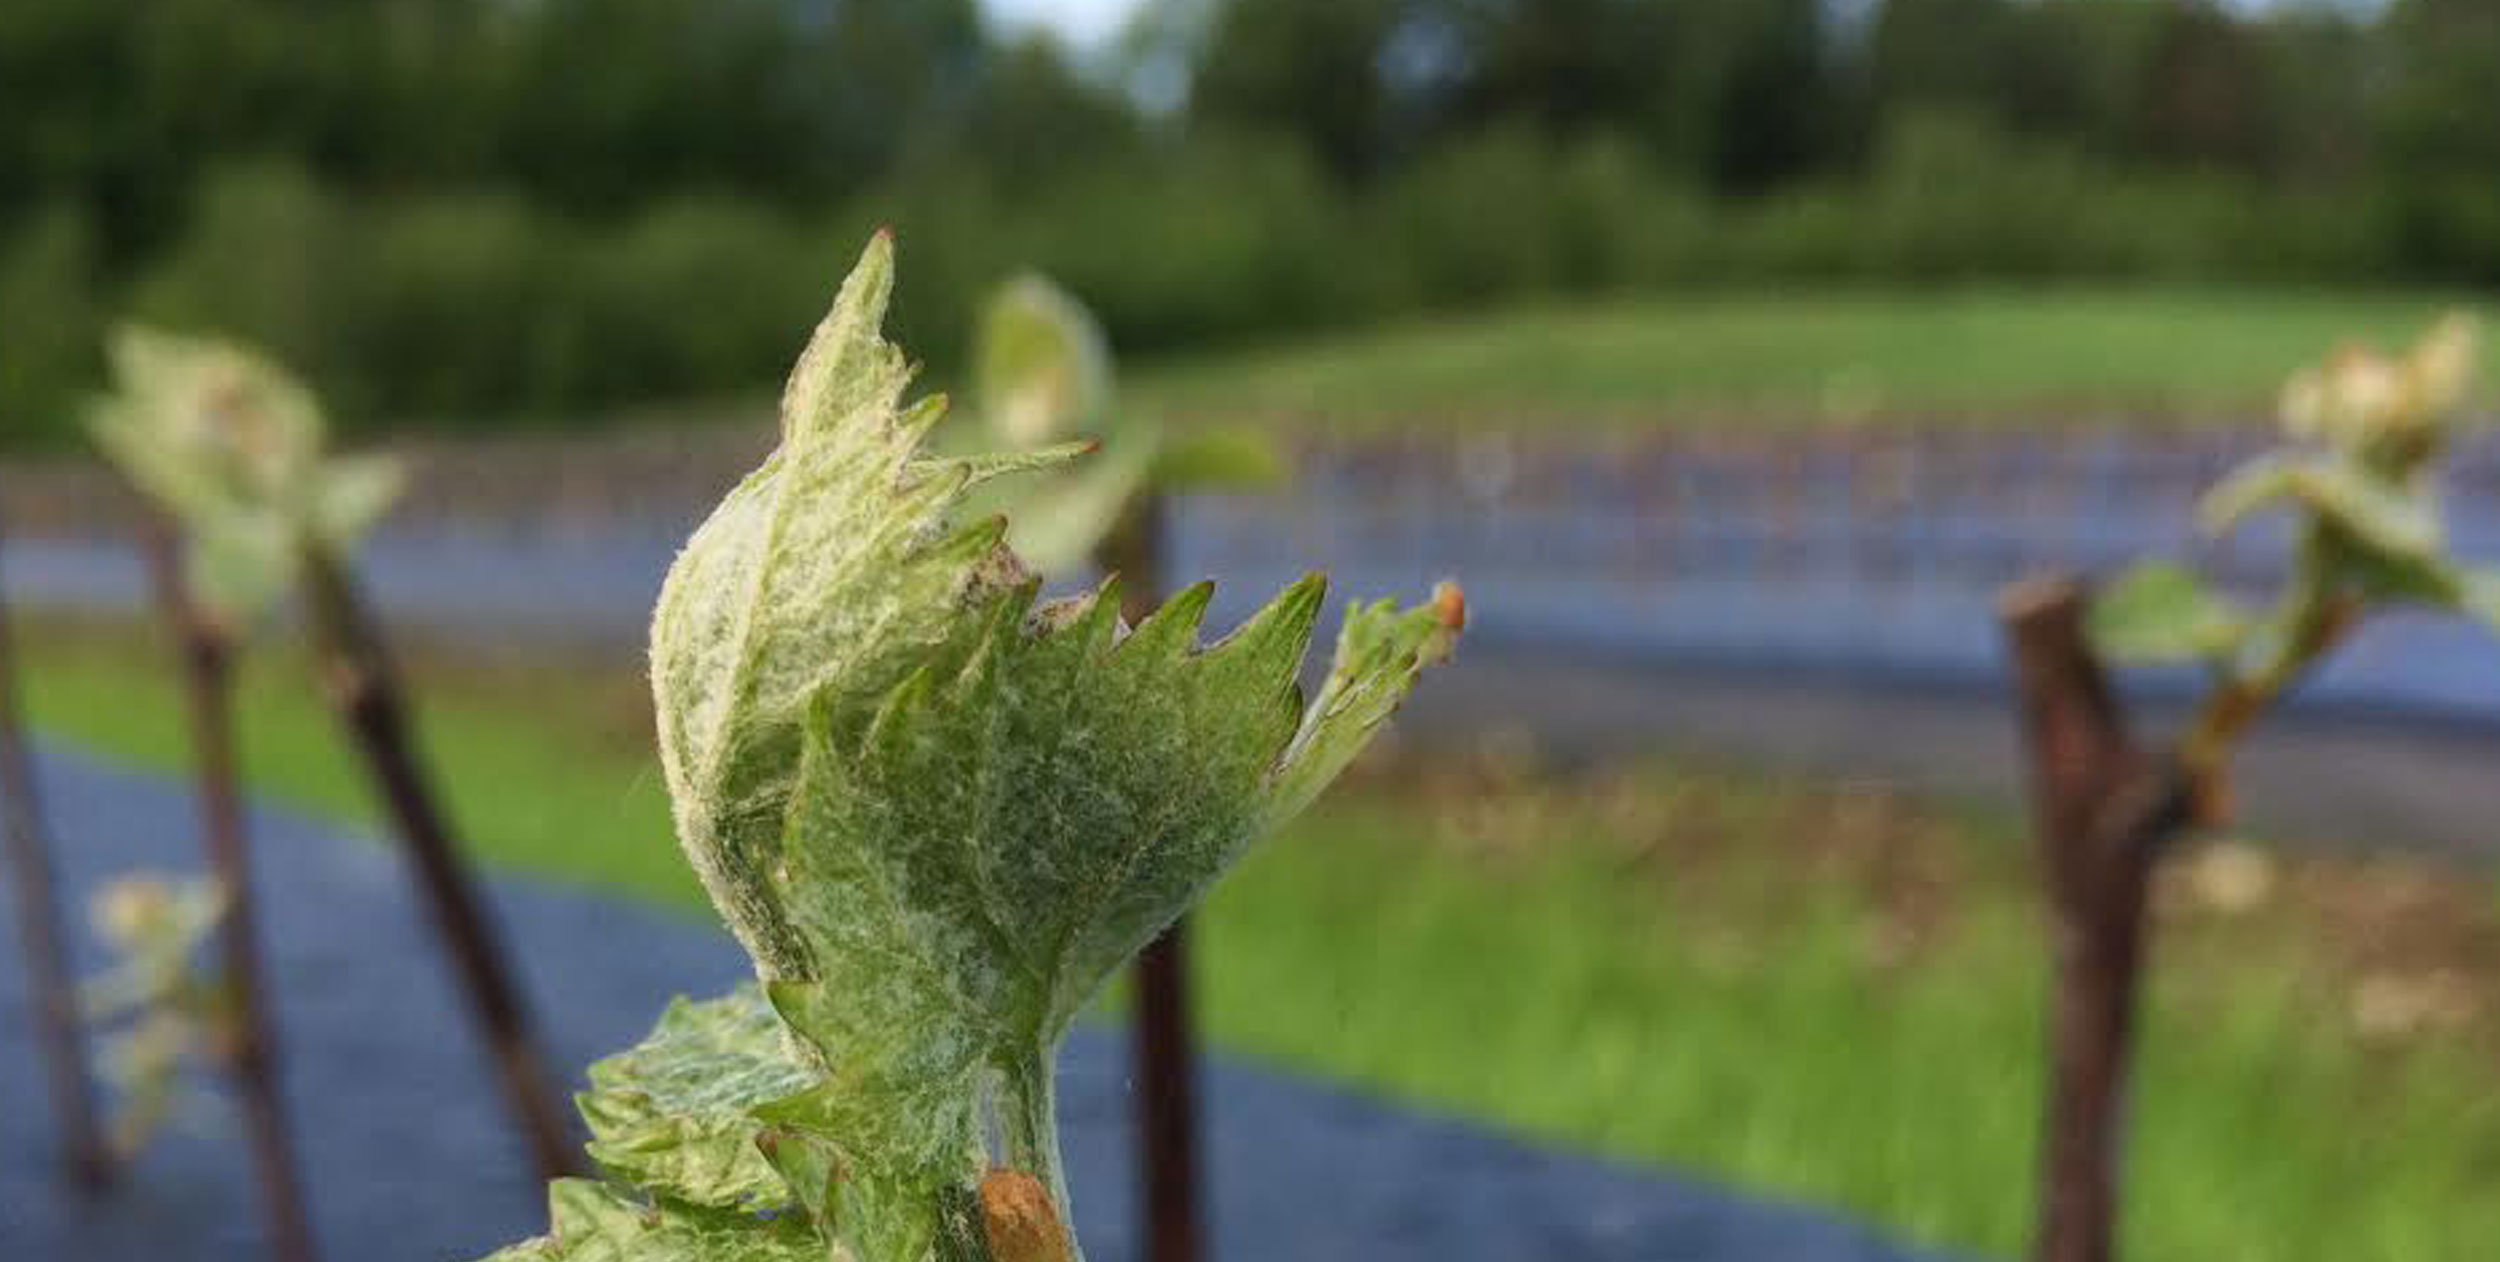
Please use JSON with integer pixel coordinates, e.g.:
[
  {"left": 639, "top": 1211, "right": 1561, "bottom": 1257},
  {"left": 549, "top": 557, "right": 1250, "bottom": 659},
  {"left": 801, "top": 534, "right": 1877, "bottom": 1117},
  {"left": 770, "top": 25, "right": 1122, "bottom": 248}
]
[{"left": 4, "top": 0, "right": 2497, "bottom": 443}]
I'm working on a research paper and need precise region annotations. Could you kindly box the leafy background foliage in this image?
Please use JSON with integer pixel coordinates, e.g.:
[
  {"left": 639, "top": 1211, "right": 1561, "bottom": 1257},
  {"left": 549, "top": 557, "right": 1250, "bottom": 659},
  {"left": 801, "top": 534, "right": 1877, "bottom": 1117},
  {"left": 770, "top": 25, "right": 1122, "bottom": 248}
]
[{"left": 12, "top": 0, "right": 2500, "bottom": 442}]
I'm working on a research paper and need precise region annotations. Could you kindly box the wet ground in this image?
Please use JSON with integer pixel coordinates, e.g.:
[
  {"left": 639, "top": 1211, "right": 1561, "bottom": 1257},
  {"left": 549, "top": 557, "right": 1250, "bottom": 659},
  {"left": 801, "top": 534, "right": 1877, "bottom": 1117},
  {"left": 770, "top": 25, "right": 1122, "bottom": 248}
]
[{"left": 2, "top": 749, "right": 1956, "bottom": 1262}]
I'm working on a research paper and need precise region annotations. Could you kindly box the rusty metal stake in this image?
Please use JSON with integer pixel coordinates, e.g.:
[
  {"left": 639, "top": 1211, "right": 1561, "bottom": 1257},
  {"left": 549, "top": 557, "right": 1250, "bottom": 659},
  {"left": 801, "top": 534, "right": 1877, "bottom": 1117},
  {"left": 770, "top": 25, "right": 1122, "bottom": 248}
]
[
  {"left": 1100, "top": 492, "right": 1205, "bottom": 1262},
  {"left": 140, "top": 520, "right": 320, "bottom": 1262},
  {"left": 0, "top": 521, "right": 115, "bottom": 1192},
  {"left": 297, "top": 547, "right": 579, "bottom": 1185},
  {"left": 2000, "top": 577, "right": 2196, "bottom": 1262}
]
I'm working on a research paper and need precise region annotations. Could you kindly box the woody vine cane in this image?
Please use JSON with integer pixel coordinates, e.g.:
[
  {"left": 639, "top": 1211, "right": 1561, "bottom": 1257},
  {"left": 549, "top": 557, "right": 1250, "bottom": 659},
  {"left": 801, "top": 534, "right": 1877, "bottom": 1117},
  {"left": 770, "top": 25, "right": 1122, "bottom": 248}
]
[
  {"left": 0, "top": 515, "right": 115, "bottom": 1192},
  {"left": 137, "top": 511, "right": 320, "bottom": 1262},
  {"left": 1098, "top": 492, "right": 1203, "bottom": 1262}
]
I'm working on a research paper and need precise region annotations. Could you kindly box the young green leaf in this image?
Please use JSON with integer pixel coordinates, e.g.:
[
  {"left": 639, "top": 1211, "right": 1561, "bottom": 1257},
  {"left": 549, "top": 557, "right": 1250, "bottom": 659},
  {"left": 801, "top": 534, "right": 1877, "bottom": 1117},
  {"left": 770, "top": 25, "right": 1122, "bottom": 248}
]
[
  {"left": 479, "top": 1179, "right": 821, "bottom": 1262},
  {"left": 81, "top": 874, "right": 230, "bottom": 1158},
  {"left": 2199, "top": 457, "right": 2441, "bottom": 563},
  {"left": 608, "top": 233, "right": 1461, "bottom": 1262},
  {"left": 1263, "top": 584, "right": 1465, "bottom": 832},
  {"left": 574, "top": 987, "right": 819, "bottom": 1213},
  {"left": 650, "top": 234, "right": 1084, "bottom": 982},
  {"left": 2087, "top": 562, "right": 2248, "bottom": 665},
  {"left": 2126, "top": 313, "right": 2492, "bottom": 799}
]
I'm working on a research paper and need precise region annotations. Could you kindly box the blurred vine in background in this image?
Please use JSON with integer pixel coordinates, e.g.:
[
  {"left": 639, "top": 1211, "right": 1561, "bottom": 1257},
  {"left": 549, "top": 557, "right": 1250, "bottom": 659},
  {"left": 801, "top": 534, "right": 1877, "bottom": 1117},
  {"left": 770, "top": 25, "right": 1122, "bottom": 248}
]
[
  {"left": 2009, "top": 313, "right": 2495, "bottom": 1262},
  {"left": 92, "top": 329, "right": 404, "bottom": 626},
  {"left": 92, "top": 326, "right": 580, "bottom": 1187},
  {"left": 961, "top": 269, "right": 1284, "bottom": 574},
  {"left": 2091, "top": 314, "right": 2499, "bottom": 813},
  {"left": 81, "top": 874, "right": 229, "bottom": 1160}
]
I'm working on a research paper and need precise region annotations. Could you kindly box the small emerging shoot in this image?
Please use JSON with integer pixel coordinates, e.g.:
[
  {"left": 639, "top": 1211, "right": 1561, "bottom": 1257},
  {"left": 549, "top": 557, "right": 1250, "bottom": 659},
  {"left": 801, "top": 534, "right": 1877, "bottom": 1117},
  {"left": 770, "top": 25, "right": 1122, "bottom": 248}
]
[
  {"left": 963, "top": 273, "right": 1284, "bottom": 575},
  {"left": 81, "top": 874, "right": 230, "bottom": 1159},
  {"left": 89, "top": 330, "right": 403, "bottom": 631},
  {"left": 2089, "top": 314, "right": 2497, "bottom": 814},
  {"left": 2022, "top": 313, "right": 2498, "bottom": 1262}
]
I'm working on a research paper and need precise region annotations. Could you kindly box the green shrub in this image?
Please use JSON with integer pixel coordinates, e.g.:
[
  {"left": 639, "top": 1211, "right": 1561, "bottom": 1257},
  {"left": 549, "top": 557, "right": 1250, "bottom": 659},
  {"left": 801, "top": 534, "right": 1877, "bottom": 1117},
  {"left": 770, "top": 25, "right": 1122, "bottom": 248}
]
[
  {"left": 131, "top": 162, "right": 350, "bottom": 403},
  {"left": 19, "top": 120, "right": 2493, "bottom": 448},
  {"left": 1366, "top": 125, "right": 1570, "bottom": 306},
  {"left": 1723, "top": 112, "right": 2278, "bottom": 285},
  {"left": 574, "top": 198, "right": 827, "bottom": 404},
  {"left": 0, "top": 204, "right": 104, "bottom": 447},
  {"left": 1719, "top": 186, "right": 1861, "bottom": 280},
  {"left": 1545, "top": 135, "right": 1716, "bottom": 291},
  {"left": 1852, "top": 110, "right": 2119, "bottom": 279},
  {"left": 1359, "top": 126, "right": 1718, "bottom": 305},
  {"left": 338, "top": 192, "right": 588, "bottom": 426},
  {"left": 2381, "top": 174, "right": 2500, "bottom": 286},
  {"left": 1014, "top": 135, "right": 1374, "bottom": 351}
]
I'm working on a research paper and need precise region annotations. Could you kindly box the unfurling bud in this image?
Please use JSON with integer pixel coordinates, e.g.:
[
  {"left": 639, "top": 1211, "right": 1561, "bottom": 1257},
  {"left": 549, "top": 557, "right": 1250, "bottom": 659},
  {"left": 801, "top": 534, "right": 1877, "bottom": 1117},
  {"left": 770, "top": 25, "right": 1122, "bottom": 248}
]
[
  {"left": 976, "top": 274, "right": 1113, "bottom": 452},
  {"left": 89, "top": 329, "right": 403, "bottom": 626},
  {"left": 632, "top": 234, "right": 1460, "bottom": 1261},
  {"left": 2279, "top": 313, "right": 2479, "bottom": 472},
  {"left": 979, "top": 1170, "right": 1074, "bottom": 1262}
]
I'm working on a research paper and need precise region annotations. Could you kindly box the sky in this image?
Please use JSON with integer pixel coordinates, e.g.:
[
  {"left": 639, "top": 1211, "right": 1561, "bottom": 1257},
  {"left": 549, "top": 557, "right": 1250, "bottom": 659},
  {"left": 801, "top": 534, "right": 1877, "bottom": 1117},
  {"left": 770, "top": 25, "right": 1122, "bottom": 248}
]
[
  {"left": 983, "top": 0, "right": 1144, "bottom": 48},
  {"left": 979, "top": 0, "right": 2382, "bottom": 51}
]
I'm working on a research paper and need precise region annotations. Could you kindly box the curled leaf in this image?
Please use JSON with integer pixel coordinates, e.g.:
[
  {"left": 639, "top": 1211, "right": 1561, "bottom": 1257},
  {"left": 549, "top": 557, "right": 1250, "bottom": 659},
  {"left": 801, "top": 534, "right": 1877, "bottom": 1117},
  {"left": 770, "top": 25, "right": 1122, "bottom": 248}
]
[
  {"left": 575, "top": 988, "right": 819, "bottom": 1212},
  {"left": 1262, "top": 581, "right": 1466, "bottom": 832},
  {"left": 962, "top": 273, "right": 1286, "bottom": 575},
  {"left": 480, "top": 1179, "right": 819, "bottom": 1262},
  {"left": 634, "top": 234, "right": 1462, "bottom": 1260},
  {"left": 976, "top": 273, "right": 1112, "bottom": 451},
  {"left": 651, "top": 233, "right": 1039, "bottom": 981}
]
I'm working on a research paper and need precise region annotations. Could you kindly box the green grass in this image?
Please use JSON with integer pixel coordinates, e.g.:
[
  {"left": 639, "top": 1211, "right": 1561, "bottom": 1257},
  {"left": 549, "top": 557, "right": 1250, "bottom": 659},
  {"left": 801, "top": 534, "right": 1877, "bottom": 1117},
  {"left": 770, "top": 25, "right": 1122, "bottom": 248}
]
[
  {"left": 1131, "top": 286, "right": 2500, "bottom": 432},
  {"left": 18, "top": 618, "right": 2500, "bottom": 1260},
  {"left": 1209, "top": 790, "right": 2500, "bottom": 1260},
  {"left": 18, "top": 623, "right": 695, "bottom": 908}
]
